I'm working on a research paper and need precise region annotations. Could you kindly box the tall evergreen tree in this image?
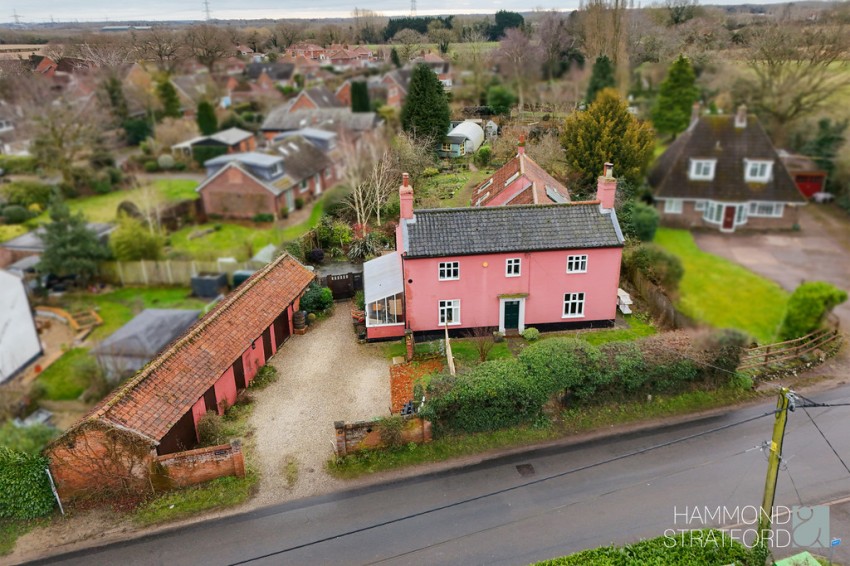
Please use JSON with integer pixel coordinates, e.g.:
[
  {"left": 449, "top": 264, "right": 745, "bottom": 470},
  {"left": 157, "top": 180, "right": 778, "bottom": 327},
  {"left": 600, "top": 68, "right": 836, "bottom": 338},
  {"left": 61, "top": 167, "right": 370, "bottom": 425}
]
[
  {"left": 585, "top": 55, "right": 615, "bottom": 104},
  {"left": 561, "top": 88, "right": 655, "bottom": 196},
  {"left": 401, "top": 64, "right": 451, "bottom": 150},
  {"left": 102, "top": 75, "right": 129, "bottom": 124},
  {"left": 196, "top": 100, "right": 218, "bottom": 135},
  {"left": 651, "top": 55, "right": 699, "bottom": 137},
  {"left": 157, "top": 78, "right": 182, "bottom": 119},
  {"left": 390, "top": 47, "right": 401, "bottom": 68},
  {"left": 351, "top": 81, "right": 371, "bottom": 113},
  {"left": 38, "top": 197, "right": 109, "bottom": 283}
]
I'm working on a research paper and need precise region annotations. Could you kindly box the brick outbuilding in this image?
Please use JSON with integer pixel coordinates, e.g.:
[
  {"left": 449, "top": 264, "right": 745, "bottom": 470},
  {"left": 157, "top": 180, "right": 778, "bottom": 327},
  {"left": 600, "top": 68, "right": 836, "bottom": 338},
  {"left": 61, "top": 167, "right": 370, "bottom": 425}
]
[{"left": 45, "top": 253, "right": 314, "bottom": 500}]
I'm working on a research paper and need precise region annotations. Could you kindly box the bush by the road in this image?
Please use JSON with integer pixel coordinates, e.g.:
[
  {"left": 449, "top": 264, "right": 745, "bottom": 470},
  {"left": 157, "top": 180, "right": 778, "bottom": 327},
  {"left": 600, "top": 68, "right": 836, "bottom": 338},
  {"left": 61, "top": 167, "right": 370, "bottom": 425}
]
[{"left": 779, "top": 281, "right": 847, "bottom": 340}]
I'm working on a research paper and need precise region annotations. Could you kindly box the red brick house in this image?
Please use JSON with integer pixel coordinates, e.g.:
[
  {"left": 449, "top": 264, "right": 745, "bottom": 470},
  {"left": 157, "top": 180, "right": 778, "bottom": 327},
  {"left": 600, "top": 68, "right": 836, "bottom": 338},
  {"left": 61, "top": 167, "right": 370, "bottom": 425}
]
[
  {"left": 382, "top": 69, "right": 412, "bottom": 108},
  {"left": 197, "top": 143, "right": 335, "bottom": 219},
  {"left": 288, "top": 42, "right": 327, "bottom": 60},
  {"left": 470, "top": 140, "right": 570, "bottom": 206},
  {"left": 650, "top": 106, "right": 807, "bottom": 232},
  {"left": 286, "top": 86, "right": 345, "bottom": 113},
  {"left": 45, "top": 253, "right": 314, "bottom": 499}
]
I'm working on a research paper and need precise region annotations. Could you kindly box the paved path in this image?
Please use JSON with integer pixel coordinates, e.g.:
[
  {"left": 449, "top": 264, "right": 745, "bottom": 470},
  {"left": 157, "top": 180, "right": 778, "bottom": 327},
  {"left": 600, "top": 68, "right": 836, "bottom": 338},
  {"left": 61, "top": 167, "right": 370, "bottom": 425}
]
[{"left": 249, "top": 303, "right": 391, "bottom": 507}]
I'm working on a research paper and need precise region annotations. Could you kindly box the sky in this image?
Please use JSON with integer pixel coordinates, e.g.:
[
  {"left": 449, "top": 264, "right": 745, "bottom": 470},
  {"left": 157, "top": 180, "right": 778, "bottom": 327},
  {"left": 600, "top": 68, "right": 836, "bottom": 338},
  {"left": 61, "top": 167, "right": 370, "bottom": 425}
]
[{"left": 9, "top": 0, "right": 795, "bottom": 24}]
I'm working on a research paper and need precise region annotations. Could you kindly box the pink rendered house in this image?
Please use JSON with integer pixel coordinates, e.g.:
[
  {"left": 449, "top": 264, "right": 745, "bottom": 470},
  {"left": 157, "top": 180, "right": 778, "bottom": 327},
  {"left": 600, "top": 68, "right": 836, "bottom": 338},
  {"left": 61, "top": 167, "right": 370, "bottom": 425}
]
[{"left": 363, "top": 166, "right": 625, "bottom": 340}]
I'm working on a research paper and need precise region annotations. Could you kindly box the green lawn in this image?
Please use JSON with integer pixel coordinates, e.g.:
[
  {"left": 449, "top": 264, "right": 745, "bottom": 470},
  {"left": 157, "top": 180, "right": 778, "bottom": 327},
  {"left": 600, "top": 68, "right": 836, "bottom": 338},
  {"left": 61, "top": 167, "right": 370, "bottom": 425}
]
[
  {"left": 36, "top": 348, "right": 92, "bottom": 400},
  {"left": 0, "top": 224, "right": 27, "bottom": 243},
  {"left": 654, "top": 228, "right": 788, "bottom": 343},
  {"left": 383, "top": 338, "right": 513, "bottom": 364},
  {"left": 65, "top": 286, "right": 207, "bottom": 341},
  {"left": 31, "top": 179, "right": 199, "bottom": 225},
  {"left": 168, "top": 190, "right": 330, "bottom": 261}
]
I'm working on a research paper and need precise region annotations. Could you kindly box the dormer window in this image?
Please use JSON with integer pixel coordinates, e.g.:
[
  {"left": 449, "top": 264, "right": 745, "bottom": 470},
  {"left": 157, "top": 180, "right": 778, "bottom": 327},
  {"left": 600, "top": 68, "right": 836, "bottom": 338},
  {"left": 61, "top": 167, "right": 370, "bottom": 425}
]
[
  {"left": 744, "top": 159, "right": 772, "bottom": 183},
  {"left": 689, "top": 159, "right": 716, "bottom": 181}
]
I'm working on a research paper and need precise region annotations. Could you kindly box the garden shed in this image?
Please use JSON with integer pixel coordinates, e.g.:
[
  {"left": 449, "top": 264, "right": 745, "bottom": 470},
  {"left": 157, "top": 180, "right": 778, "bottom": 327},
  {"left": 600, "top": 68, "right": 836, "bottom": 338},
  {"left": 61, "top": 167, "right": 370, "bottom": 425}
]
[
  {"left": 439, "top": 121, "right": 485, "bottom": 158},
  {"left": 91, "top": 309, "right": 201, "bottom": 382},
  {"left": 0, "top": 269, "right": 42, "bottom": 383}
]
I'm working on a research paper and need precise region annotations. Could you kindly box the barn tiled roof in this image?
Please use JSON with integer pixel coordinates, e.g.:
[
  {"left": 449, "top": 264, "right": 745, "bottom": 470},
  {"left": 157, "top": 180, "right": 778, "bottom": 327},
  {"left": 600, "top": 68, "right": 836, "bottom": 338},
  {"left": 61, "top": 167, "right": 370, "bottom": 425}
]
[
  {"left": 68, "top": 253, "right": 313, "bottom": 444},
  {"left": 403, "top": 203, "right": 622, "bottom": 258},
  {"left": 649, "top": 114, "right": 806, "bottom": 203},
  {"left": 470, "top": 152, "right": 570, "bottom": 206}
]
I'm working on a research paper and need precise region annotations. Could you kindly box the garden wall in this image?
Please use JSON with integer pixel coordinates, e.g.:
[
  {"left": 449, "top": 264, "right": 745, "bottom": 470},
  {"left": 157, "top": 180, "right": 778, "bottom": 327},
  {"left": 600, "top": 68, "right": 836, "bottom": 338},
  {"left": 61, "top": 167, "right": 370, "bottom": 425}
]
[
  {"left": 154, "top": 440, "right": 245, "bottom": 489},
  {"left": 334, "top": 417, "right": 432, "bottom": 456}
]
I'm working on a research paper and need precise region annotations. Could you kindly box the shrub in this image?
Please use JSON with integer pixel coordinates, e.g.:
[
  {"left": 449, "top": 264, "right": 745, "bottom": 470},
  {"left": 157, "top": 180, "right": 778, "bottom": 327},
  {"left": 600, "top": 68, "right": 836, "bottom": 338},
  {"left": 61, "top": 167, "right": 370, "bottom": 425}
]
[
  {"left": 377, "top": 415, "right": 406, "bottom": 448},
  {"left": 122, "top": 118, "right": 152, "bottom": 145},
  {"left": 521, "top": 327, "right": 540, "bottom": 341},
  {"left": 251, "top": 364, "right": 279, "bottom": 389},
  {"left": 519, "top": 338, "right": 605, "bottom": 403},
  {"left": 422, "top": 167, "right": 440, "bottom": 177},
  {"left": 294, "top": 197, "right": 305, "bottom": 210},
  {"left": 422, "top": 358, "right": 548, "bottom": 434},
  {"left": 280, "top": 206, "right": 289, "bottom": 219},
  {"left": 354, "top": 290, "right": 366, "bottom": 310},
  {"left": 348, "top": 233, "right": 382, "bottom": 261},
  {"left": 619, "top": 200, "right": 660, "bottom": 242},
  {"left": 143, "top": 160, "right": 159, "bottom": 173},
  {"left": 307, "top": 248, "right": 325, "bottom": 264},
  {"left": 197, "top": 412, "right": 226, "bottom": 446},
  {"left": 252, "top": 213, "right": 275, "bottom": 223},
  {"left": 779, "top": 281, "right": 848, "bottom": 340},
  {"left": 300, "top": 282, "right": 333, "bottom": 314},
  {"left": 0, "top": 447, "right": 55, "bottom": 519},
  {"left": 192, "top": 145, "right": 228, "bottom": 166},
  {"left": 624, "top": 243, "right": 684, "bottom": 294},
  {"left": 316, "top": 216, "right": 353, "bottom": 248},
  {"left": 0, "top": 155, "right": 38, "bottom": 174},
  {"left": 157, "top": 154, "right": 176, "bottom": 170},
  {"left": 1, "top": 181, "right": 55, "bottom": 209},
  {"left": 475, "top": 144, "right": 492, "bottom": 167},
  {"left": 2, "top": 204, "right": 32, "bottom": 224}
]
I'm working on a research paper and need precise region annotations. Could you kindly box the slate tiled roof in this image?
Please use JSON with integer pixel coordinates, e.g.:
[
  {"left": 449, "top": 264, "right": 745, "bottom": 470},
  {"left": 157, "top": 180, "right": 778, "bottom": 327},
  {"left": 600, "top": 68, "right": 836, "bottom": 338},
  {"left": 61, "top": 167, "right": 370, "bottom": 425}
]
[
  {"left": 271, "top": 135, "right": 332, "bottom": 182},
  {"left": 304, "top": 86, "right": 345, "bottom": 109},
  {"left": 649, "top": 114, "right": 806, "bottom": 203},
  {"left": 68, "top": 253, "right": 313, "bottom": 444},
  {"left": 246, "top": 62, "right": 295, "bottom": 81},
  {"left": 404, "top": 203, "right": 622, "bottom": 258},
  {"left": 261, "top": 108, "right": 379, "bottom": 133}
]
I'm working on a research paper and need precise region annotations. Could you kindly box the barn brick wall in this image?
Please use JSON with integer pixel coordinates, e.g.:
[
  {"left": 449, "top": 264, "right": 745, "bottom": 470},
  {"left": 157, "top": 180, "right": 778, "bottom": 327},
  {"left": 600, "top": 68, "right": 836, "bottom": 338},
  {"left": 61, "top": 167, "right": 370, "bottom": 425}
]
[
  {"left": 200, "top": 168, "right": 278, "bottom": 219},
  {"left": 334, "top": 417, "right": 432, "bottom": 457},
  {"left": 154, "top": 440, "right": 245, "bottom": 489},
  {"left": 47, "top": 425, "right": 156, "bottom": 500}
]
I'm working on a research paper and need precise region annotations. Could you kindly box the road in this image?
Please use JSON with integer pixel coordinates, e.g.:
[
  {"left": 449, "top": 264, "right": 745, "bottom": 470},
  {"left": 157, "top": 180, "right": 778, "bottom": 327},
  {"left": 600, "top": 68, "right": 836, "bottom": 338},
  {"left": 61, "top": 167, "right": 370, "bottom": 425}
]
[{"left": 37, "top": 386, "right": 850, "bottom": 566}]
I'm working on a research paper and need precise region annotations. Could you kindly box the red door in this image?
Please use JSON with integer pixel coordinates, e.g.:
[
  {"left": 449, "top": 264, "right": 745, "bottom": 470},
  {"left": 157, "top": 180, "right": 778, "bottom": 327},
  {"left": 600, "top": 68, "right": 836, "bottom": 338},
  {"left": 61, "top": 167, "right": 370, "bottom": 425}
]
[{"left": 722, "top": 205, "right": 736, "bottom": 231}]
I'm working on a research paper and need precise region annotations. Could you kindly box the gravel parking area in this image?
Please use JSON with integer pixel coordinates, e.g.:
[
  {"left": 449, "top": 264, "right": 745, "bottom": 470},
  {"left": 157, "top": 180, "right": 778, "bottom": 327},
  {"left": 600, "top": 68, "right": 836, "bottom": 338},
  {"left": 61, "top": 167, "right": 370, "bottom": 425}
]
[{"left": 249, "top": 301, "right": 391, "bottom": 506}]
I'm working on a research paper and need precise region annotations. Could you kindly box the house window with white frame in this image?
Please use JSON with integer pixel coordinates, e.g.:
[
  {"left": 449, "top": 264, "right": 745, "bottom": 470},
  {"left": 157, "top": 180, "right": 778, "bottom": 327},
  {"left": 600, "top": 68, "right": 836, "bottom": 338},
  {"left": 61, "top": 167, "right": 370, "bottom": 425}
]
[
  {"left": 744, "top": 159, "right": 773, "bottom": 183},
  {"left": 689, "top": 159, "right": 716, "bottom": 181},
  {"left": 567, "top": 254, "right": 588, "bottom": 273},
  {"left": 694, "top": 200, "right": 706, "bottom": 211},
  {"left": 506, "top": 258, "right": 521, "bottom": 277},
  {"left": 736, "top": 204, "right": 748, "bottom": 224},
  {"left": 748, "top": 202, "right": 784, "bottom": 217},
  {"left": 664, "top": 199, "right": 683, "bottom": 214},
  {"left": 438, "top": 261, "right": 459, "bottom": 280},
  {"left": 563, "top": 292, "right": 585, "bottom": 318},
  {"left": 438, "top": 299, "right": 460, "bottom": 325}
]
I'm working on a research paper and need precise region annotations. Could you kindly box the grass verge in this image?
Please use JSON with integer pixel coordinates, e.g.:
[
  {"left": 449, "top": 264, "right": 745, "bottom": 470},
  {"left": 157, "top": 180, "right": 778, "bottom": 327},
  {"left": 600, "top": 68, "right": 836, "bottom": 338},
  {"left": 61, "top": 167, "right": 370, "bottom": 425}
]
[
  {"left": 328, "top": 385, "right": 760, "bottom": 479},
  {"left": 0, "top": 519, "right": 42, "bottom": 557},
  {"left": 36, "top": 348, "right": 92, "bottom": 401},
  {"left": 654, "top": 228, "right": 788, "bottom": 343}
]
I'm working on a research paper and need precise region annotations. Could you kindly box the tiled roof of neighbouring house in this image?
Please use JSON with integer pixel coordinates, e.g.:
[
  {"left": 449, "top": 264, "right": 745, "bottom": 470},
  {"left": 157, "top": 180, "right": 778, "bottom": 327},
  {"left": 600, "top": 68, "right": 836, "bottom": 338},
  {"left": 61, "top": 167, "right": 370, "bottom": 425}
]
[
  {"left": 63, "top": 253, "right": 314, "bottom": 444},
  {"left": 403, "top": 203, "right": 622, "bottom": 258},
  {"left": 261, "top": 108, "right": 379, "bottom": 133},
  {"left": 470, "top": 152, "right": 570, "bottom": 206},
  {"left": 649, "top": 114, "right": 806, "bottom": 203}
]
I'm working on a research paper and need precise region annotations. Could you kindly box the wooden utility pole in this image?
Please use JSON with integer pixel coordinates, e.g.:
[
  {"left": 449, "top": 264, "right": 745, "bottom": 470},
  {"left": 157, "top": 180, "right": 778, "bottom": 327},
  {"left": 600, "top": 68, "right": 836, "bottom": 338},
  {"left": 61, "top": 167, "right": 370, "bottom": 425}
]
[{"left": 758, "top": 387, "right": 792, "bottom": 549}]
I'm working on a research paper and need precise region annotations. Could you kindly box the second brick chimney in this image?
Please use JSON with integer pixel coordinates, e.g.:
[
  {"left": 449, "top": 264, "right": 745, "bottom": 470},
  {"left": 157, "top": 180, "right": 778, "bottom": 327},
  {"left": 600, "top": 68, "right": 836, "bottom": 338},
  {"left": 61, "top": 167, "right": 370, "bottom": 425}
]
[
  {"left": 734, "top": 104, "right": 747, "bottom": 129},
  {"left": 400, "top": 173, "right": 414, "bottom": 220},
  {"left": 517, "top": 134, "right": 526, "bottom": 156},
  {"left": 596, "top": 163, "right": 617, "bottom": 210}
]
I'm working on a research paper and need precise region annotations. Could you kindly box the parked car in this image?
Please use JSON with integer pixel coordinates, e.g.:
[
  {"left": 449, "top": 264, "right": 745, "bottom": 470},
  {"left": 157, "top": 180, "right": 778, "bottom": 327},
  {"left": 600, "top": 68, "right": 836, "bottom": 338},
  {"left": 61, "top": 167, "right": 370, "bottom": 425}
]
[{"left": 812, "top": 192, "right": 835, "bottom": 204}]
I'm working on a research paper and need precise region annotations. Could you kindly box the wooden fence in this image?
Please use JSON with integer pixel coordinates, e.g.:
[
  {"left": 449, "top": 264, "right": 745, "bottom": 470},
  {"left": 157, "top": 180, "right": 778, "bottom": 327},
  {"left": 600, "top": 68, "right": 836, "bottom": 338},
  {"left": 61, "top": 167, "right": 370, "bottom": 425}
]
[
  {"left": 98, "top": 259, "right": 262, "bottom": 287},
  {"left": 628, "top": 270, "right": 697, "bottom": 330},
  {"left": 738, "top": 325, "right": 841, "bottom": 372}
]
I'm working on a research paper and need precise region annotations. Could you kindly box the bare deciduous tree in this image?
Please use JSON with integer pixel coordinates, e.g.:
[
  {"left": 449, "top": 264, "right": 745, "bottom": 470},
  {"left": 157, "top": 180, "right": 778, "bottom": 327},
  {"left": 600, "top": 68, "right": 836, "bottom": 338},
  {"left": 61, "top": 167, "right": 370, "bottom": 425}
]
[
  {"left": 466, "top": 327, "right": 497, "bottom": 362},
  {"left": 393, "top": 29, "right": 426, "bottom": 62},
  {"left": 493, "top": 28, "right": 541, "bottom": 114},
  {"left": 183, "top": 24, "right": 231, "bottom": 73},
  {"left": 575, "top": 0, "right": 631, "bottom": 88},
  {"left": 745, "top": 22, "right": 850, "bottom": 145},
  {"left": 537, "top": 10, "right": 576, "bottom": 82},
  {"left": 136, "top": 27, "right": 186, "bottom": 73},
  {"left": 340, "top": 134, "right": 399, "bottom": 228},
  {"left": 269, "top": 20, "right": 306, "bottom": 50}
]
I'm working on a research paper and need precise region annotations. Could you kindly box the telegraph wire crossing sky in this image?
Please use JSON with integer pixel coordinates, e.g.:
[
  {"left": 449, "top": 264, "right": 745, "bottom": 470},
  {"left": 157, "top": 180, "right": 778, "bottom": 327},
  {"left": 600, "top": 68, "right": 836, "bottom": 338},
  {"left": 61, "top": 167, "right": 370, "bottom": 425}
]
[{"left": 10, "top": 0, "right": 799, "bottom": 24}]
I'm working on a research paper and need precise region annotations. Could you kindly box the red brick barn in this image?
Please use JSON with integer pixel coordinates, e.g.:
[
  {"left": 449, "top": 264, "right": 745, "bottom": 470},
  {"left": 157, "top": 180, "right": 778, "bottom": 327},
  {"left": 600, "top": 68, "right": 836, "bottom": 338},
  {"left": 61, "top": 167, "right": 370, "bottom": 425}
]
[{"left": 44, "top": 254, "right": 314, "bottom": 500}]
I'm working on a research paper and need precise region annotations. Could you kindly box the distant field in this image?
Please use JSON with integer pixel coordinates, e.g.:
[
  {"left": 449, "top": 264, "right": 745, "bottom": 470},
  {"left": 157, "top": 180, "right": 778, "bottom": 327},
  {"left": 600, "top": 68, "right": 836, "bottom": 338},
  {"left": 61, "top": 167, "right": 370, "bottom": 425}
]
[{"left": 367, "top": 42, "right": 498, "bottom": 57}]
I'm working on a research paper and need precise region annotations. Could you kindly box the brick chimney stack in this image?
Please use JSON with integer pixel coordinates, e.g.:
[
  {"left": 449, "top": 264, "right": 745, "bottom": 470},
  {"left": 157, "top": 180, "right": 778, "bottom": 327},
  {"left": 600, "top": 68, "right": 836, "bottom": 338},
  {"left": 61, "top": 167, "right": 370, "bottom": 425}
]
[
  {"left": 691, "top": 102, "right": 700, "bottom": 126},
  {"left": 596, "top": 163, "right": 617, "bottom": 210},
  {"left": 735, "top": 104, "right": 747, "bottom": 129},
  {"left": 517, "top": 134, "right": 525, "bottom": 156},
  {"left": 399, "top": 173, "right": 414, "bottom": 220}
]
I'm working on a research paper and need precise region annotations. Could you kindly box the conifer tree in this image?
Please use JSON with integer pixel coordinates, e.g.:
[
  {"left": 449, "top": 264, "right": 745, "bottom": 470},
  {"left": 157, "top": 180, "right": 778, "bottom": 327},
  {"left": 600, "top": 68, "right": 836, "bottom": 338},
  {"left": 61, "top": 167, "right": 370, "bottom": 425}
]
[
  {"left": 38, "top": 197, "right": 109, "bottom": 283},
  {"left": 561, "top": 88, "right": 655, "bottom": 196},
  {"left": 196, "top": 100, "right": 218, "bottom": 135},
  {"left": 652, "top": 55, "right": 700, "bottom": 137},
  {"left": 390, "top": 47, "right": 401, "bottom": 68},
  {"left": 157, "top": 78, "right": 182, "bottom": 119},
  {"left": 351, "top": 81, "right": 370, "bottom": 113},
  {"left": 401, "top": 64, "right": 451, "bottom": 150},
  {"left": 585, "top": 55, "right": 615, "bottom": 104}
]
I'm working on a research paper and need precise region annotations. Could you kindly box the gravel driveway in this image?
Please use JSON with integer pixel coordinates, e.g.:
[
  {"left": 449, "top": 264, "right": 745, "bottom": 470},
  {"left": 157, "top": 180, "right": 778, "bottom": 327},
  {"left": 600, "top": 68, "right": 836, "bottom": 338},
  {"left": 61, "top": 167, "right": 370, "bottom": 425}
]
[{"left": 249, "top": 301, "right": 391, "bottom": 506}]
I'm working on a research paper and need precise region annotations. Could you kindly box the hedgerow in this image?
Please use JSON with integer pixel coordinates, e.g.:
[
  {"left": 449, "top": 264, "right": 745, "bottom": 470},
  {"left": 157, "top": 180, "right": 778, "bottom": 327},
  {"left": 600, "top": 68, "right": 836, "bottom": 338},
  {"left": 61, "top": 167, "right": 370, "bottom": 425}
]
[
  {"left": 0, "top": 447, "right": 55, "bottom": 519},
  {"left": 779, "top": 281, "right": 847, "bottom": 340}
]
